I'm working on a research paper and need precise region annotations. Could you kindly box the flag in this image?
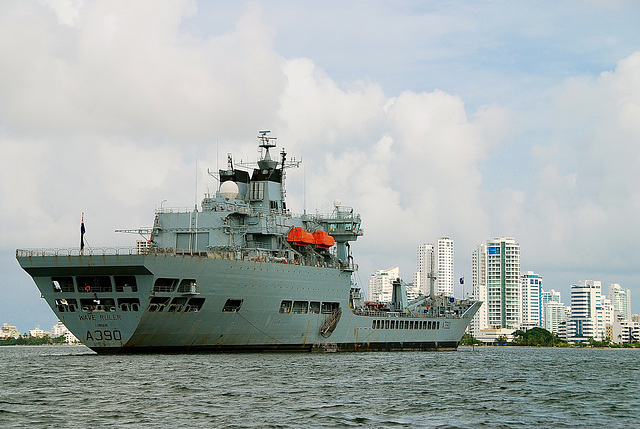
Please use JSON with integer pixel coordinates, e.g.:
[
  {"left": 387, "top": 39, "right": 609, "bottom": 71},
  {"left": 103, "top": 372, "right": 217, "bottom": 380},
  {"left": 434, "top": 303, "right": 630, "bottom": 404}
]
[
  {"left": 80, "top": 213, "right": 85, "bottom": 251},
  {"left": 459, "top": 276, "right": 464, "bottom": 285}
]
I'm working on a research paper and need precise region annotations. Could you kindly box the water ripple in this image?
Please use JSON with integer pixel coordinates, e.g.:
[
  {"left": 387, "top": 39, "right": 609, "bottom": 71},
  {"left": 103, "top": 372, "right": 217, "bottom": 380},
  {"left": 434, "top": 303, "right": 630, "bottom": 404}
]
[{"left": 1, "top": 346, "right": 639, "bottom": 428}]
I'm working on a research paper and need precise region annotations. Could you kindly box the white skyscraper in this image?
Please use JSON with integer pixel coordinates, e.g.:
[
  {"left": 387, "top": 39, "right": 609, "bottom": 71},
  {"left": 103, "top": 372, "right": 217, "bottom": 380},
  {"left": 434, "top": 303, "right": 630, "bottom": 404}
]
[
  {"left": 436, "top": 237, "right": 455, "bottom": 297},
  {"left": 568, "top": 280, "right": 603, "bottom": 342},
  {"left": 368, "top": 267, "right": 400, "bottom": 303},
  {"left": 608, "top": 283, "right": 631, "bottom": 322},
  {"left": 416, "top": 237, "right": 454, "bottom": 297},
  {"left": 521, "top": 271, "right": 542, "bottom": 330},
  {"left": 471, "top": 237, "right": 521, "bottom": 336},
  {"left": 543, "top": 302, "right": 567, "bottom": 335},
  {"left": 471, "top": 244, "right": 487, "bottom": 336},
  {"left": 541, "top": 289, "right": 565, "bottom": 334},
  {"left": 542, "top": 289, "right": 562, "bottom": 306}
]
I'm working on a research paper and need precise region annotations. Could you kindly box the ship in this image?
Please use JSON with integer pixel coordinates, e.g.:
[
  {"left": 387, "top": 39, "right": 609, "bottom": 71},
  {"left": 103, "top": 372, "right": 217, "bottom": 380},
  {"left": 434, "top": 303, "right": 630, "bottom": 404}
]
[{"left": 16, "top": 131, "right": 481, "bottom": 354}]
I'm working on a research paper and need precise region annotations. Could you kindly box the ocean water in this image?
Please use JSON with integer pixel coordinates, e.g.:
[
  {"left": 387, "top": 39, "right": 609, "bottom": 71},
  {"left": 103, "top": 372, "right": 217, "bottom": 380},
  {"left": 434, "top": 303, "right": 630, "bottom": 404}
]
[{"left": 0, "top": 346, "right": 638, "bottom": 428}]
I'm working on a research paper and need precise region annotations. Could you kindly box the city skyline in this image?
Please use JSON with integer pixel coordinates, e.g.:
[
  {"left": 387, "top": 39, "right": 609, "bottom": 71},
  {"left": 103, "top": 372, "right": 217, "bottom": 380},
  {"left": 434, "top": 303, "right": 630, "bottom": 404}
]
[
  {"left": 368, "top": 234, "right": 636, "bottom": 344},
  {"left": 2, "top": 1, "right": 640, "bottom": 331}
]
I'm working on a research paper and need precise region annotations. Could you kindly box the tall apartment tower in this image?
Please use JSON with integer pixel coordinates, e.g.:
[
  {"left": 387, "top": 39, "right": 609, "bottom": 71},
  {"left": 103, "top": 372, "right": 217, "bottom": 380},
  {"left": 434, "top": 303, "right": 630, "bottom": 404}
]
[
  {"left": 416, "top": 237, "right": 454, "bottom": 297},
  {"left": 471, "top": 244, "right": 486, "bottom": 336},
  {"left": 471, "top": 237, "right": 521, "bottom": 334},
  {"left": 542, "top": 289, "right": 562, "bottom": 306},
  {"left": 521, "top": 271, "right": 542, "bottom": 330},
  {"left": 368, "top": 267, "right": 400, "bottom": 303},
  {"left": 416, "top": 243, "right": 432, "bottom": 296},
  {"left": 543, "top": 301, "right": 567, "bottom": 335},
  {"left": 568, "top": 280, "right": 603, "bottom": 342},
  {"left": 541, "top": 289, "right": 565, "bottom": 334},
  {"left": 608, "top": 283, "right": 631, "bottom": 322}
]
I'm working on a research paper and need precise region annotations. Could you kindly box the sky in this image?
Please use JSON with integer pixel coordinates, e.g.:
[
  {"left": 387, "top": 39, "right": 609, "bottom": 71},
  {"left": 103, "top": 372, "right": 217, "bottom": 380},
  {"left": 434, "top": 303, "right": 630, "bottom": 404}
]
[{"left": 2, "top": 0, "right": 640, "bottom": 332}]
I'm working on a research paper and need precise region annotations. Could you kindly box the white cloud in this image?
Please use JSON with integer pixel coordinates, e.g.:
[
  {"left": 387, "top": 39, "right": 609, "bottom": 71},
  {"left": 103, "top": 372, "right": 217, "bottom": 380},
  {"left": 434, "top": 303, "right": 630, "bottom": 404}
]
[
  {"left": 43, "top": 0, "right": 84, "bottom": 26},
  {"left": 0, "top": 0, "right": 283, "bottom": 140},
  {"left": 504, "top": 52, "right": 640, "bottom": 272}
]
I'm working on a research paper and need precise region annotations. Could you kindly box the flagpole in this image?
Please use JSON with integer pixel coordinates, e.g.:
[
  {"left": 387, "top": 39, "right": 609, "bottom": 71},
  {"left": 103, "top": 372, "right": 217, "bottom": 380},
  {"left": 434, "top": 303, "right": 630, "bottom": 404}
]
[{"left": 80, "top": 213, "right": 86, "bottom": 254}]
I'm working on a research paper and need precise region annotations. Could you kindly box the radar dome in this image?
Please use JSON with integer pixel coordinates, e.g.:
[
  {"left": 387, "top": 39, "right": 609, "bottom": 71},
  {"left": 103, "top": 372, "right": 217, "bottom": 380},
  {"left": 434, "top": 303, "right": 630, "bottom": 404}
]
[
  {"left": 220, "top": 181, "right": 239, "bottom": 199},
  {"left": 333, "top": 199, "right": 342, "bottom": 208}
]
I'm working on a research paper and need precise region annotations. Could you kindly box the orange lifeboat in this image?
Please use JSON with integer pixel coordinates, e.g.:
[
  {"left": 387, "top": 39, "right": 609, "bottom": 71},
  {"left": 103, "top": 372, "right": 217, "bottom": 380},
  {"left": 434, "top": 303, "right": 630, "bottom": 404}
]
[
  {"left": 286, "top": 227, "right": 314, "bottom": 246},
  {"left": 312, "top": 230, "right": 335, "bottom": 249}
]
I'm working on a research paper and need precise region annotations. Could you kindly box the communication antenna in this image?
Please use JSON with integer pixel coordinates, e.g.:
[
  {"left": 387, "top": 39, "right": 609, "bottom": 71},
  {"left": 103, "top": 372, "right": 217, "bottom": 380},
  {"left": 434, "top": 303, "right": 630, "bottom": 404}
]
[{"left": 194, "top": 159, "right": 198, "bottom": 210}]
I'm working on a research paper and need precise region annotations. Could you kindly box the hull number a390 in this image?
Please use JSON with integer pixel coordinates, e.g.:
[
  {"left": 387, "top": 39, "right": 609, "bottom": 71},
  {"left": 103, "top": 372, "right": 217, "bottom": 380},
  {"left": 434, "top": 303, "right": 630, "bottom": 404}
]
[{"left": 86, "top": 330, "right": 122, "bottom": 341}]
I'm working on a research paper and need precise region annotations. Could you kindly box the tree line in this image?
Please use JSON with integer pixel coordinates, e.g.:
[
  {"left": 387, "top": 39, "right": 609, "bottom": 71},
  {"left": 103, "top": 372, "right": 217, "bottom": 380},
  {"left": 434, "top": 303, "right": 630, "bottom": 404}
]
[
  {"left": 461, "top": 327, "right": 640, "bottom": 347},
  {"left": 0, "top": 335, "right": 67, "bottom": 346}
]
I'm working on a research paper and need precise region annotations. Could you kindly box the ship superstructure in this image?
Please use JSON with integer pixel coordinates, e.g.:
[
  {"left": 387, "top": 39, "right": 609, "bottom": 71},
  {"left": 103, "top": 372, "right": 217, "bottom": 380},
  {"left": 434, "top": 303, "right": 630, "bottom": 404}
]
[{"left": 16, "top": 131, "right": 480, "bottom": 353}]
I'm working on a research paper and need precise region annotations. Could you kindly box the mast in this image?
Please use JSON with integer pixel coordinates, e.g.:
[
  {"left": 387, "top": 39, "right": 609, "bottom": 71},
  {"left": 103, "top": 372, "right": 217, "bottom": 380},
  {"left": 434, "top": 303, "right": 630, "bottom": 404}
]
[{"left": 428, "top": 250, "right": 437, "bottom": 297}]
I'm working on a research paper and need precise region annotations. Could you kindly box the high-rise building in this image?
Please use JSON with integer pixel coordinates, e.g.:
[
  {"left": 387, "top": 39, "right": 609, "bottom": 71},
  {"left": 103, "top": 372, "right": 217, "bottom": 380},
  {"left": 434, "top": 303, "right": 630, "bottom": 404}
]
[
  {"left": 521, "top": 271, "right": 542, "bottom": 330},
  {"left": 543, "top": 302, "right": 566, "bottom": 335},
  {"left": 368, "top": 267, "right": 400, "bottom": 303},
  {"left": 471, "top": 244, "right": 487, "bottom": 336},
  {"left": 541, "top": 289, "right": 565, "bottom": 334},
  {"left": 542, "top": 289, "right": 562, "bottom": 306},
  {"left": 416, "top": 237, "right": 454, "bottom": 297},
  {"left": 608, "top": 283, "right": 631, "bottom": 322},
  {"left": 471, "top": 237, "right": 521, "bottom": 335},
  {"left": 567, "top": 280, "right": 603, "bottom": 342}
]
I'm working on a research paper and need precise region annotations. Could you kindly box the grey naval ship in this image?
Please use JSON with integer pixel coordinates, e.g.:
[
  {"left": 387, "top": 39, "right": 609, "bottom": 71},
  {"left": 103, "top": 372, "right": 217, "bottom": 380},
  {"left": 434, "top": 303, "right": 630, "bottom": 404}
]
[{"left": 17, "top": 131, "right": 480, "bottom": 354}]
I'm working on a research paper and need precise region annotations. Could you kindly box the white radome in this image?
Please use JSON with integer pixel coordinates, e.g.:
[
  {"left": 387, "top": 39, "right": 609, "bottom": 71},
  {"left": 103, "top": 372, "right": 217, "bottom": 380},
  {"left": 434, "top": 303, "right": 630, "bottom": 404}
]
[{"left": 220, "top": 181, "right": 239, "bottom": 199}]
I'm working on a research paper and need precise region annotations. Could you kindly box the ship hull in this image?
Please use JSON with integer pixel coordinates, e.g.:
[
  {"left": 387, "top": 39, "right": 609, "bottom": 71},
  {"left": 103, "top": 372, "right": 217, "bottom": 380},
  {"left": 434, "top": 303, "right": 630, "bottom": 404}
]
[{"left": 17, "top": 251, "right": 479, "bottom": 354}]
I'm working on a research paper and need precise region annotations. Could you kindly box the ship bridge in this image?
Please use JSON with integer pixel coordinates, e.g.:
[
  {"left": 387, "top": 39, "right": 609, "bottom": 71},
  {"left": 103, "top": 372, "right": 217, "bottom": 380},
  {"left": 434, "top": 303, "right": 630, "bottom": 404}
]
[{"left": 311, "top": 201, "right": 363, "bottom": 263}]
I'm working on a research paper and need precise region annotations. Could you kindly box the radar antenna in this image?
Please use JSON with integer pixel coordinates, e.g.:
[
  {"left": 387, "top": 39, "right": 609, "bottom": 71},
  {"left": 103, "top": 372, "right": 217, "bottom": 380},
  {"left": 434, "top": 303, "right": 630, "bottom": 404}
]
[{"left": 258, "top": 130, "right": 277, "bottom": 149}]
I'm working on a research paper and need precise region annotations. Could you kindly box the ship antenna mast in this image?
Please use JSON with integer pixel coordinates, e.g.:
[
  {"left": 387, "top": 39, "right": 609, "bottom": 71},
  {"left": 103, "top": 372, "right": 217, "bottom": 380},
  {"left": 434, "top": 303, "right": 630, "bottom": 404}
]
[{"left": 428, "top": 250, "right": 437, "bottom": 298}]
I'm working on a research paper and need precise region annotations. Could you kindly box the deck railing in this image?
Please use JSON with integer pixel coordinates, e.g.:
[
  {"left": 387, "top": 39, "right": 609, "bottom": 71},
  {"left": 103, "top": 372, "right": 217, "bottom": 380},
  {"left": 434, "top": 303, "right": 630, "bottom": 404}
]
[
  {"left": 16, "top": 246, "right": 352, "bottom": 271},
  {"left": 16, "top": 247, "right": 139, "bottom": 258}
]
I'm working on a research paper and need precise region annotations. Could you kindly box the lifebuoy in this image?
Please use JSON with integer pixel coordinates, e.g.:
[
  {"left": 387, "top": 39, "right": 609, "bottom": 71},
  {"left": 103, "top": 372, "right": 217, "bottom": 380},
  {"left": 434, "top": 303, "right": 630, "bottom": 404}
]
[{"left": 85, "top": 285, "right": 91, "bottom": 292}]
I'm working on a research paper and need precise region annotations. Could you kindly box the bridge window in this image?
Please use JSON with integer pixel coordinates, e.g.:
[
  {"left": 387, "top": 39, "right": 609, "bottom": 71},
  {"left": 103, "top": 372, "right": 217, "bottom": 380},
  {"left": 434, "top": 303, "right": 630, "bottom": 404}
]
[
  {"left": 115, "top": 276, "right": 138, "bottom": 292},
  {"left": 56, "top": 298, "right": 77, "bottom": 312},
  {"left": 78, "top": 276, "right": 112, "bottom": 293},
  {"left": 177, "top": 279, "right": 197, "bottom": 293},
  {"left": 153, "top": 278, "right": 178, "bottom": 293},
  {"left": 52, "top": 277, "right": 74, "bottom": 293}
]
